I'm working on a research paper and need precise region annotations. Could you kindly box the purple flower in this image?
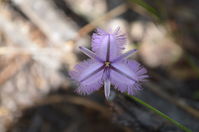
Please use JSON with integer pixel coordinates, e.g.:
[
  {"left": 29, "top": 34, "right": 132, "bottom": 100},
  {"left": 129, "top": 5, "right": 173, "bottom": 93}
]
[{"left": 70, "top": 28, "right": 148, "bottom": 99}]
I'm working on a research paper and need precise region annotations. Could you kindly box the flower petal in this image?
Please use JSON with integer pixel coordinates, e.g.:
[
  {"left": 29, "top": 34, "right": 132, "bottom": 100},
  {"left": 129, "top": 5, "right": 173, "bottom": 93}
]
[
  {"left": 69, "top": 59, "right": 104, "bottom": 95},
  {"left": 91, "top": 28, "right": 126, "bottom": 61},
  {"left": 110, "top": 60, "right": 148, "bottom": 95}
]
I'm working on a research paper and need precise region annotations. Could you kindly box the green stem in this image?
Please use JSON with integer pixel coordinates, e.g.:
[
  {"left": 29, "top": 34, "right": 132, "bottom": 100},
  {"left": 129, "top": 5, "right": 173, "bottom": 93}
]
[{"left": 127, "top": 95, "right": 192, "bottom": 132}]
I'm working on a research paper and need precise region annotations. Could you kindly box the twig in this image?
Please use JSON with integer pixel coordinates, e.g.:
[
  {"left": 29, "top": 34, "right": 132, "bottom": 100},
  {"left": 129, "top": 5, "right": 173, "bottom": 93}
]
[
  {"left": 0, "top": 55, "right": 30, "bottom": 85},
  {"left": 12, "top": 0, "right": 78, "bottom": 44},
  {"left": 34, "top": 95, "right": 110, "bottom": 117}
]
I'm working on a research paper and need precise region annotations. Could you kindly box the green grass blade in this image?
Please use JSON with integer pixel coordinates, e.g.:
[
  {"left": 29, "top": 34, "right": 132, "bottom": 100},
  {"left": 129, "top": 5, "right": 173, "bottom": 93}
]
[
  {"left": 128, "top": 0, "right": 160, "bottom": 19},
  {"left": 127, "top": 95, "right": 192, "bottom": 132}
]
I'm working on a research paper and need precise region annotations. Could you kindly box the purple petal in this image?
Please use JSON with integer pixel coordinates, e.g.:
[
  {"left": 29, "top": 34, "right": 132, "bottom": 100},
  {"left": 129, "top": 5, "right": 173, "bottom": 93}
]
[
  {"left": 110, "top": 60, "right": 148, "bottom": 95},
  {"left": 91, "top": 28, "right": 126, "bottom": 61},
  {"left": 69, "top": 59, "right": 104, "bottom": 95},
  {"left": 79, "top": 46, "right": 103, "bottom": 62},
  {"left": 112, "top": 49, "right": 137, "bottom": 63}
]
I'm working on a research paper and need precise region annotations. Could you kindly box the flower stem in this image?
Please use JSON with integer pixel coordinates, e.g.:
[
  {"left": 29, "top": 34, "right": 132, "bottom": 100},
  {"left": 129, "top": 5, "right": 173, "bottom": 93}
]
[{"left": 127, "top": 95, "right": 192, "bottom": 132}]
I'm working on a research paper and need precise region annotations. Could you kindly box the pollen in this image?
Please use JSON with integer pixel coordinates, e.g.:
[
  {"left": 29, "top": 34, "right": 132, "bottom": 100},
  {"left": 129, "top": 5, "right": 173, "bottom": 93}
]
[{"left": 105, "top": 61, "right": 110, "bottom": 67}]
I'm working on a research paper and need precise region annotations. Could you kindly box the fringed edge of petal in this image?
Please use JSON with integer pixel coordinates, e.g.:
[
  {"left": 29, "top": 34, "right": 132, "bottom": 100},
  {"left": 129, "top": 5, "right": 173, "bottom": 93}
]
[
  {"left": 111, "top": 78, "right": 143, "bottom": 95},
  {"left": 125, "top": 60, "right": 149, "bottom": 81},
  {"left": 75, "top": 80, "right": 103, "bottom": 95}
]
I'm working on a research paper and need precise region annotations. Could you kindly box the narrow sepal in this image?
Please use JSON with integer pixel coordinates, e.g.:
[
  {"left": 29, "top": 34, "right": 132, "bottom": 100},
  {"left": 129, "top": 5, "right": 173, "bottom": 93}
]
[
  {"left": 104, "top": 79, "right": 111, "bottom": 100},
  {"left": 112, "top": 49, "right": 137, "bottom": 63},
  {"left": 79, "top": 46, "right": 103, "bottom": 62}
]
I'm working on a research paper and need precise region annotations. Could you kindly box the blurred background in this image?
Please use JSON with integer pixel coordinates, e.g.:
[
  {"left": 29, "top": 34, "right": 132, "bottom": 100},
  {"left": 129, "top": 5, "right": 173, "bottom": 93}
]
[{"left": 0, "top": 0, "right": 198, "bottom": 132}]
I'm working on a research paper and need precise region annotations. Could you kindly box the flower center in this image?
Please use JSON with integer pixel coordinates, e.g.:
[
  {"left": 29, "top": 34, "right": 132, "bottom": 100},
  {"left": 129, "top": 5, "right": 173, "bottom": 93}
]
[{"left": 105, "top": 61, "right": 110, "bottom": 67}]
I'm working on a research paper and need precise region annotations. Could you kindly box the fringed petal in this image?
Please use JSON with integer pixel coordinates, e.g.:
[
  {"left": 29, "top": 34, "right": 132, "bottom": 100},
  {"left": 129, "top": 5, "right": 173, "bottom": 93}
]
[
  {"left": 110, "top": 60, "right": 148, "bottom": 95},
  {"left": 69, "top": 59, "right": 104, "bottom": 95},
  {"left": 91, "top": 28, "right": 126, "bottom": 61}
]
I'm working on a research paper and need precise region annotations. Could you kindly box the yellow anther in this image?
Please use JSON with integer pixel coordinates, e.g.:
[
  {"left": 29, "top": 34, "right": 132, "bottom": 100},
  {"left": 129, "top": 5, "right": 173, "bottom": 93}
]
[{"left": 105, "top": 61, "right": 110, "bottom": 67}]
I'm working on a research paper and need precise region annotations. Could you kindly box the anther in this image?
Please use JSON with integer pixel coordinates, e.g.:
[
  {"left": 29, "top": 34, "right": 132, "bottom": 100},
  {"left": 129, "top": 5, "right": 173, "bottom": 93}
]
[{"left": 105, "top": 61, "right": 110, "bottom": 67}]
